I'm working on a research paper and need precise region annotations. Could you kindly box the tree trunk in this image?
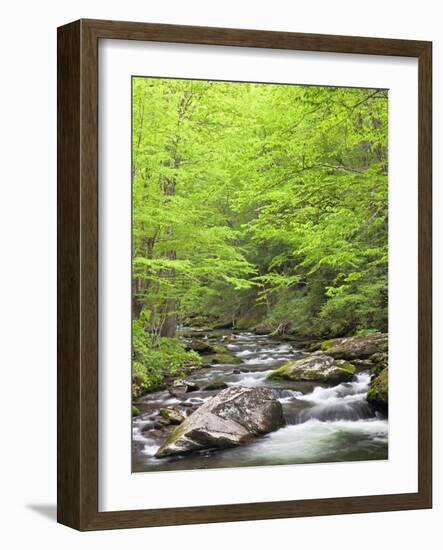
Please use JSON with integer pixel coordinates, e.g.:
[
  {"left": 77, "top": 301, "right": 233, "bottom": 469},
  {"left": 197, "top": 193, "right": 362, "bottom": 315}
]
[
  {"left": 160, "top": 176, "right": 177, "bottom": 337},
  {"left": 159, "top": 92, "right": 193, "bottom": 337},
  {"left": 160, "top": 251, "right": 177, "bottom": 338}
]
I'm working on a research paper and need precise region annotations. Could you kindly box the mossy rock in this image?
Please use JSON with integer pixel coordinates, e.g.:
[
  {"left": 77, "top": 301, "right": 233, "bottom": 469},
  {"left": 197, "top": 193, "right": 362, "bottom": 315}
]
[
  {"left": 212, "top": 344, "right": 229, "bottom": 354},
  {"left": 306, "top": 340, "right": 334, "bottom": 353},
  {"left": 184, "top": 339, "right": 214, "bottom": 354},
  {"left": 204, "top": 379, "right": 229, "bottom": 391},
  {"left": 253, "top": 325, "right": 273, "bottom": 335},
  {"left": 211, "top": 320, "right": 234, "bottom": 330},
  {"left": 367, "top": 368, "right": 388, "bottom": 413},
  {"left": 267, "top": 354, "right": 356, "bottom": 384},
  {"left": 371, "top": 352, "right": 388, "bottom": 375},
  {"left": 320, "top": 333, "right": 388, "bottom": 360},
  {"left": 132, "top": 405, "right": 140, "bottom": 417},
  {"left": 159, "top": 407, "right": 185, "bottom": 425},
  {"left": 202, "top": 353, "right": 242, "bottom": 365}
]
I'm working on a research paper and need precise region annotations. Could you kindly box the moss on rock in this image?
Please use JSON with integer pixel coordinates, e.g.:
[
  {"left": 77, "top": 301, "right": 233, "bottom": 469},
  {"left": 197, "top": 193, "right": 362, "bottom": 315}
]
[
  {"left": 367, "top": 368, "right": 388, "bottom": 413},
  {"left": 267, "top": 354, "right": 356, "bottom": 383},
  {"left": 159, "top": 407, "right": 185, "bottom": 425},
  {"left": 202, "top": 353, "right": 242, "bottom": 365},
  {"left": 204, "top": 379, "right": 228, "bottom": 391}
]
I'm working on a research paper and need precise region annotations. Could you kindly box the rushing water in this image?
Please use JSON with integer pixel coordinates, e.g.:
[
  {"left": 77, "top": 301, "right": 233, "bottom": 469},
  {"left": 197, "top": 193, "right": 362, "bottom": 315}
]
[{"left": 132, "top": 331, "right": 388, "bottom": 472}]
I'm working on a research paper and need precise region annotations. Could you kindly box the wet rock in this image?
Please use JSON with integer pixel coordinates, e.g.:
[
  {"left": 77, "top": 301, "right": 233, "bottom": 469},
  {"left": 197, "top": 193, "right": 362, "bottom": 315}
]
[
  {"left": 211, "top": 320, "right": 234, "bottom": 330},
  {"left": 168, "top": 379, "right": 200, "bottom": 397},
  {"left": 159, "top": 407, "right": 185, "bottom": 425},
  {"left": 183, "top": 339, "right": 213, "bottom": 355},
  {"left": 253, "top": 326, "right": 272, "bottom": 335},
  {"left": 367, "top": 368, "right": 388, "bottom": 414},
  {"left": 141, "top": 422, "right": 155, "bottom": 433},
  {"left": 153, "top": 421, "right": 175, "bottom": 434},
  {"left": 351, "top": 359, "right": 375, "bottom": 372},
  {"left": 371, "top": 352, "right": 388, "bottom": 375},
  {"left": 155, "top": 386, "right": 284, "bottom": 458},
  {"left": 153, "top": 420, "right": 164, "bottom": 429},
  {"left": 204, "top": 379, "right": 228, "bottom": 391},
  {"left": 267, "top": 354, "right": 356, "bottom": 383},
  {"left": 211, "top": 344, "right": 230, "bottom": 354},
  {"left": 312, "top": 333, "right": 388, "bottom": 360},
  {"left": 201, "top": 353, "right": 242, "bottom": 366}
]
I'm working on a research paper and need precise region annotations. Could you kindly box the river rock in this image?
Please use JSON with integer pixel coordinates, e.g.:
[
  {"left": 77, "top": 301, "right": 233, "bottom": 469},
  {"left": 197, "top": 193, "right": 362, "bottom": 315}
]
[
  {"left": 367, "top": 367, "right": 388, "bottom": 413},
  {"left": 159, "top": 407, "right": 185, "bottom": 425},
  {"left": 204, "top": 379, "right": 228, "bottom": 391},
  {"left": 211, "top": 320, "right": 234, "bottom": 329},
  {"left": 155, "top": 386, "right": 285, "bottom": 458},
  {"left": 183, "top": 338, "right": 214, "bottom": 354},
  {"left": 312, "top": 333, "right": 388, "bottom": 360},
  {"left": 253, "top": 326, "right": 272, "bottom": 335},
  {"left": 201, "top": 353, "right": 242, "bottom": 366},
  {"left": 168, "top": 379, "right": 200, "bottom": 397},
  {"left": 267, "top": 353, "right": 356, "bottom": 383}
]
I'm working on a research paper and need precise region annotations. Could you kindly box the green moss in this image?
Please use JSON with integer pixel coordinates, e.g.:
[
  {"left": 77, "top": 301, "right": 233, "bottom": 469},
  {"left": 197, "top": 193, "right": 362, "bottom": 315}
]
[
  {"left": 156, "top": 422, "right": 188, "bottom": 457},
  {"left": 337, "top": 362, "right": 356, "bottom": 376},
  {"left": 204, "top": 353, "right": 242, "bottom": 365},
  {"left": 212, "top": 344, "right": 229, "bottom": 354},
  {"left": 367, "top": 368, "right": 388, "bottom": 412},
  {"left": 266, "top": 363, "right": 292, "bottom": 380},
  {"left": 159, "top": 407, "right": 184, "bottom": 425},
  {"left": 132, "top": 405, "right": 140, "bottom": 417},
  {"left": 307, "top": 339, "right": 334, "bottom": 352},
  {"left": 267, "top": 358, "right": 355, "bottom": 382}
]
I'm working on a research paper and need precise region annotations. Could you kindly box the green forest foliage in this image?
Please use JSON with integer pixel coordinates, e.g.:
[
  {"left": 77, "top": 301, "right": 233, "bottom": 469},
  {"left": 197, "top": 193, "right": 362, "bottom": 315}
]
[{"left": 132, "top": 77, "right": 388, "bottom": 392}]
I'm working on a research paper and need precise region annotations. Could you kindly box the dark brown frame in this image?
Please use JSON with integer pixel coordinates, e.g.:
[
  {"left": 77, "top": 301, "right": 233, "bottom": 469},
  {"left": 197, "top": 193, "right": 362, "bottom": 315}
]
[{"left": 57, "top": 19, "right": 432, "bottom": 531}]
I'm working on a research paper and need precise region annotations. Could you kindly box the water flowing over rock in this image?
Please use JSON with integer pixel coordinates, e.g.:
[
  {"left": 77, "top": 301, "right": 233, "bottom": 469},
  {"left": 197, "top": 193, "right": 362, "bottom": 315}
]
[
  {"left": 267, "top": 353, "right": 356, "bottom": 383},
  {"left": 155, "top": 386, "right": 285, "bottom": 458}
]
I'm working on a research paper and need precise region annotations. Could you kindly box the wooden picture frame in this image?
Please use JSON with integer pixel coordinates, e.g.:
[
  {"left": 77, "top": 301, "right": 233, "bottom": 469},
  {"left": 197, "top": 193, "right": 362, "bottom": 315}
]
[{"left": 57, "top": 19, "right": 432, "bottom": 531}]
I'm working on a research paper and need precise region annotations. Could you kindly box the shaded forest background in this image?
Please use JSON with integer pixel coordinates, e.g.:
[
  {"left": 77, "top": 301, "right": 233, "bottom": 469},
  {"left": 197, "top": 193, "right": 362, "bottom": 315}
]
[{"left": 132, "top": 77, "right": 388, "bottom": 393}]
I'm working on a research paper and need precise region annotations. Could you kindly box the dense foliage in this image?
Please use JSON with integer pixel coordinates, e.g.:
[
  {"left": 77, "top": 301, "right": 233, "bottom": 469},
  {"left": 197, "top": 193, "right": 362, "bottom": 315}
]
[
  {"left": 132, "top": 319, "right": 201, "bottom": 394},
  {"left": 132, "top": 77, "right": 388, "bottom": 392}
]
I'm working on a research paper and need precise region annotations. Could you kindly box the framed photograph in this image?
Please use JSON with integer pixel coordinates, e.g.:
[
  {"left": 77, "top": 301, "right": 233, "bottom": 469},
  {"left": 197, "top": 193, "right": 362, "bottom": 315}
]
[{"left": 57, "top": 19, "right": 432, "bottom": 530}]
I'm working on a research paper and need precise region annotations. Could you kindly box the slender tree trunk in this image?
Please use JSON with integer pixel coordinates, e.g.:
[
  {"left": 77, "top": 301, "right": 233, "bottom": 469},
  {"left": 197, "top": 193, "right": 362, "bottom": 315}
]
[
  {"left": 160, "top": 176, "right": 177, "bottom": 337},
  {"left": 159, "top": 92, "right": 193, "bottom": 337}
]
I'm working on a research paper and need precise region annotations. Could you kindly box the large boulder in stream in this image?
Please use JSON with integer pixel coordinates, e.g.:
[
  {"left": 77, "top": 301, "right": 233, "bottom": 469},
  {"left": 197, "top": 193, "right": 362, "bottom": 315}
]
[
  {"left": 367, "top": 367, "right": 388, "bottom": 413},
  {"left": 310, "top": 332, "right": 388, "bottom": 360},
  {"left": 267, "top": 353, "right": 356, "bottom": 383},
  {"left": 155, "top": 386, "right": 285, "bottom": 458}
]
